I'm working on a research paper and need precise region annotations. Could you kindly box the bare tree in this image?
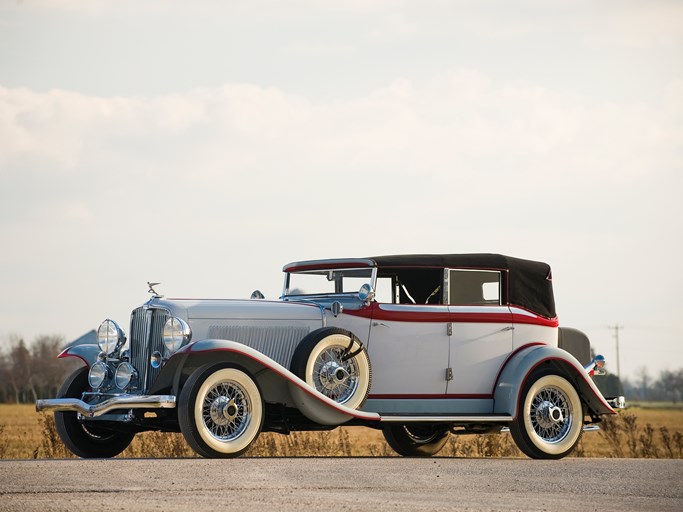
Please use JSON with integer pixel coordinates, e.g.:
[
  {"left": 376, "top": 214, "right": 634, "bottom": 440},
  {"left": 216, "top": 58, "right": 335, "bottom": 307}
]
[
  {"left": 635, "top": 366, "right": 651, "bottom": 401},
  {"left": 657, "top": 369, "right": 683, "bottom": 404},
  {"left": 30, "top": 335, "right": 69, "bottom": 399},
  {"left": 7, "top": 336, "right": 32, "bottom": 403}
]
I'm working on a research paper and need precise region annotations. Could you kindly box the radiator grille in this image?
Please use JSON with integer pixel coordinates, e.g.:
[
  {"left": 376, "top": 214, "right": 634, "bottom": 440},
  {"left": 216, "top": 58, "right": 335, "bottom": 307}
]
[{"left": 130, "top": 307, "right": 169, "bottom": 393}]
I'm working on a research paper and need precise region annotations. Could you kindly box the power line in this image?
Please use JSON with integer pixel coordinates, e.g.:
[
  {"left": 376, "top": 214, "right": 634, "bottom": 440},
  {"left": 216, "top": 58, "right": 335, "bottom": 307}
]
[{"left": 608, "top": 324, "right": 624, "bottom": 378}]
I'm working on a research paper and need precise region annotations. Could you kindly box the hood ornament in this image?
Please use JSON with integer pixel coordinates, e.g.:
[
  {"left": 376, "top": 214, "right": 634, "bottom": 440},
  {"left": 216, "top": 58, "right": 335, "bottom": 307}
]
[{"left": 147, "top": 282, "right": 163, "bottom": 298}]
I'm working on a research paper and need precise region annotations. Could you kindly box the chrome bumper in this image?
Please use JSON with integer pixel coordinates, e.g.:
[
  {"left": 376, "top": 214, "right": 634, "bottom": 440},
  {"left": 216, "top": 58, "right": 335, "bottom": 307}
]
[
  {"left": 35, "top": 395, "right": 176, "bottom": 418},
  {"left": 606, "top": 396, "right": 626, "bottom": 409}
]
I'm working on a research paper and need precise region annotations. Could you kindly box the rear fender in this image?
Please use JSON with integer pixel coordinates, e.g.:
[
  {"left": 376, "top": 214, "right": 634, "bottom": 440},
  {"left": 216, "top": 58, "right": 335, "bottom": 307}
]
[
  {"left": 152, "top": 339, "right": 380, "bottom": 426},
  {"left": 494, "top": 344, "right": 616, "bottom": 419}
]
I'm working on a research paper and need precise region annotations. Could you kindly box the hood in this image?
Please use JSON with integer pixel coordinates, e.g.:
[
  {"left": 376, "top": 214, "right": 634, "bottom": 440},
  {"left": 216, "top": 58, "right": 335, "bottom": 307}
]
[{"left": 147, "top": 298, "right": 323, "bottom": 322}]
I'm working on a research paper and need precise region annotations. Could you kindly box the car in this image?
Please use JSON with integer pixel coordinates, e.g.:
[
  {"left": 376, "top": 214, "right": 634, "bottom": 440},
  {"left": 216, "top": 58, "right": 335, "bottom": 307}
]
[{"left": 36, "top": 253, "right": 623, "bottom": 459}]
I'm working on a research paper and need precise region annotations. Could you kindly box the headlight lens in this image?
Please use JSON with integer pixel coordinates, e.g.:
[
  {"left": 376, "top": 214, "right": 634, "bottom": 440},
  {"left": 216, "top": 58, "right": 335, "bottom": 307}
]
[
  {"left": 97, "top": 319, "right": 126, "bottom": 356},
  {"left": 88, "top": 361, "right": 109, "bottom": 389},
  {"left": 115, "top": 362, "right": 137, "bottom": 390},
  {"left": 162, "top": 317, "right": 191, "bottom": 354}
]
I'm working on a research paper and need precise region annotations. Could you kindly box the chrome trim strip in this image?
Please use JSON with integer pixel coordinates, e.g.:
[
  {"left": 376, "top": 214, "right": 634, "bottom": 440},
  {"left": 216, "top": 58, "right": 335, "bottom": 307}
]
[
  {"left": 35, "top": 395, "right": 176, "bottom": 418},
  {"left": 379, "top": 415, "right": 513, "bottom": 423}
]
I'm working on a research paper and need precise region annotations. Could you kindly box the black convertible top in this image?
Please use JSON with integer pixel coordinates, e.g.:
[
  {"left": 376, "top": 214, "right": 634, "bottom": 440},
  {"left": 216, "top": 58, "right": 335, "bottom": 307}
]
[{"left": 370, "top": 253, "right": 556, "bottom": 319}]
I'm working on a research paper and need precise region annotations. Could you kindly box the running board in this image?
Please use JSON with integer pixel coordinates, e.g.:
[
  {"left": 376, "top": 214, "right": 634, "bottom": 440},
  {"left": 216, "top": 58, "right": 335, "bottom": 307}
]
[
  {"left": 498, "top": 425, "right": 601, "bottom": 433},
  {"left": 379, "top": 415, "right": 513, "bottom": 423}
]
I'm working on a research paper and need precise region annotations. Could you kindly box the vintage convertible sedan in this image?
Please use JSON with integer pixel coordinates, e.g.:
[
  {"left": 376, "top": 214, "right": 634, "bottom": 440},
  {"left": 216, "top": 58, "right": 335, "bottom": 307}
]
[{"left": 37, "top": 253, "right": 621, "bottom": 459}]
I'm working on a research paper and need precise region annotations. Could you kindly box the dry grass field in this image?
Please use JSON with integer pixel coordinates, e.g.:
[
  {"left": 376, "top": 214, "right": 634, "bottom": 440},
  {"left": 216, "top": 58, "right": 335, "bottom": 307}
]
[{"left": 1, "top": 404, "right": 681, "bottom": 459}]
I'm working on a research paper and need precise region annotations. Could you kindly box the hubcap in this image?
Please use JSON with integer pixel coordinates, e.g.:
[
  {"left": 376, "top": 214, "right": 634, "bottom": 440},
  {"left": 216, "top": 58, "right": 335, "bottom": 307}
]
[
  {"left": 530, "top": 386, "right": 572, "bottom": 443},
  {"left": 202, "top": 381, "right": 251, "bottom": 442},
  {"left": 313, "top": 346, "right": 358, "bottom": 404}
]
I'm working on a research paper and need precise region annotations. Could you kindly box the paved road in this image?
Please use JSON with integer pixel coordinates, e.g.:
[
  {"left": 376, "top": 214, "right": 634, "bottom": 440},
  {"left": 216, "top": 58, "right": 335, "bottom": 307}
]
[{"left": 0, "top": 457, "right": 681, "bottom": 511}]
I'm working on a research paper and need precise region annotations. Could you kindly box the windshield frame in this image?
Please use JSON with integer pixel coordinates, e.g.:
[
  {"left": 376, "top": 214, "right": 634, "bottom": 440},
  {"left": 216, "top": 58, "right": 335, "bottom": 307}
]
[{"left": 282, "top": 266, "right": 378, "bottom": 300}]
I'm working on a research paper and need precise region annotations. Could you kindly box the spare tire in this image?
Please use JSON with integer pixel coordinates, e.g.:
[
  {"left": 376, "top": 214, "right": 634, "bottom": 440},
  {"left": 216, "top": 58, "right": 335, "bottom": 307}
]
[{"left": 290, "top": 327, "right": 372, "bottom": 410}]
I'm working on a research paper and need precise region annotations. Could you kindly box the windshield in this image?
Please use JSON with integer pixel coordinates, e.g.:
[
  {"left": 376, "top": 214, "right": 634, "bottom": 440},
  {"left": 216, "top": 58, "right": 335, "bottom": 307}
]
[{"left": 284, "top": 267, "right": 375, "bottom": 297}]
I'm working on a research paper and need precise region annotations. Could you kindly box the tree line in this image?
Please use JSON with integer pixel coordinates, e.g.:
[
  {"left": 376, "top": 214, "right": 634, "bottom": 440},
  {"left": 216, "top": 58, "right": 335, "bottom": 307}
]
[{"left": 0, "top": 335, "right": 80, "bottom": 403}]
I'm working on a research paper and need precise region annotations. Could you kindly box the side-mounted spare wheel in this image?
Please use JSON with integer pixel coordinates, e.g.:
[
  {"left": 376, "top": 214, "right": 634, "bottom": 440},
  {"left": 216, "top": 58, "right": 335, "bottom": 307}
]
[
  {"left": 54, "top": 366, "right": 135, "bottom": 458},
  {"left": 290, "top": 327, "right": 372, "bottom": 411},
  {"left": 178, "top": 363, "right": 264, "bottom": 458},
  {"left": 510, "top": 370, "right": 583, "bottom": 459}
]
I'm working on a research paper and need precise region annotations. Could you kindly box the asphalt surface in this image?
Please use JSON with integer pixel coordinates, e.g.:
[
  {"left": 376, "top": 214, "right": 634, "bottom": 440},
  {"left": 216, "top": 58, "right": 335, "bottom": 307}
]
[{"left": 0, "top": 457, "right": 681, "bottom": 511}]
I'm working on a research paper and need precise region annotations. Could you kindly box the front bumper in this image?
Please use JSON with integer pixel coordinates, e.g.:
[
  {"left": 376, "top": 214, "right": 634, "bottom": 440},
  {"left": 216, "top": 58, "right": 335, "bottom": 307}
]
[{"left": 35, "top": 395, "right": 176, "bottom": 418}]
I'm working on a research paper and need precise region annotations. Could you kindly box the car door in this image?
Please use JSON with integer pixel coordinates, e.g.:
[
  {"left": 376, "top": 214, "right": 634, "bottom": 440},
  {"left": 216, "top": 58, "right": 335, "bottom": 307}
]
[
  {"left": 445, "top": 269, "right": 513, "bottom": 396},
  {"left": 365, "top": 302, "right": 450, "bottom": 396}
]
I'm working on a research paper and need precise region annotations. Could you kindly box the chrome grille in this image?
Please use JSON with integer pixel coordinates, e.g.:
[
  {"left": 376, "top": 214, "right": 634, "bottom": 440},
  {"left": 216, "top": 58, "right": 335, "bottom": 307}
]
[{"left": 130, "top": 307, "right": 169, "bottom": 393}]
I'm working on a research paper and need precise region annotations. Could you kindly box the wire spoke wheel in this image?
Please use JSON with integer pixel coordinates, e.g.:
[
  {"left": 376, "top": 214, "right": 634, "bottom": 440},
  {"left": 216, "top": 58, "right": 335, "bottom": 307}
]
[
  {"left": 201, "top": 381, "right": 252, "bottom": 442},
  {"left": 383, "top": 424, "right": 449, "bottom": 457},
  {"left": 54, "top": 366, "right": 135, "bottom": 458},
  {"left": 290, "top": 327, "right": 372, "bottom": 413},
  {"left": 510, "top": 372, "right": 583, "bottom": 459},
  {"left": 313, "top": 346, "right": 360, "bottom": 404},
  {"left": 529, "top": 386, "right": 572, "bottom": 443},
  {"left": 179, "top": 364, "right": 264, "bottom": 458}
]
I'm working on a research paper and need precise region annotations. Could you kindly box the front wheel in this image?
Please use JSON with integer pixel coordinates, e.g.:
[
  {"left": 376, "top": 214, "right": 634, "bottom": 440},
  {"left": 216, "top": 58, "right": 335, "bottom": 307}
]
[
  {"left": 54, "top": 366, "right": 135, "bottom": 458},
  {"left": 510, "top": 372, "right": 583, "bottom": 459},
  {"left": 383, "top": 424, "right": 449, "bottom": 457},
  {"left": 178, "top": 363, "right": 264, "bottom": 458}
]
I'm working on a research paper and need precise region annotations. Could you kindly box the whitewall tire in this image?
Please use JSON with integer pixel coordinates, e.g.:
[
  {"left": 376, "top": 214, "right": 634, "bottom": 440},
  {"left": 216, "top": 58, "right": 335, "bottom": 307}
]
[
  {"left": 179, "top": 363, "right": 264, "bottom": 458},
  {"left": 510, "top": 372, "right": 583, "bottom": 459},
  {"left": 290, "top": 327, "right": 372, "bottom": 411}
]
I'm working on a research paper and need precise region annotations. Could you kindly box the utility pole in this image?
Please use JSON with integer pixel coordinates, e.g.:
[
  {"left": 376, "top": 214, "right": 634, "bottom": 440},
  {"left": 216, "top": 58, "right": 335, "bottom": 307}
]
[{"left": 608, "top": 324, "right": 624, "bottom": 378}]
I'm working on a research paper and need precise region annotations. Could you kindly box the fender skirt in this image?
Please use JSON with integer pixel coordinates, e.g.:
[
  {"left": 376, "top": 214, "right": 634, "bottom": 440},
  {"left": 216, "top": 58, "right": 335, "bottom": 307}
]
[
  {"left": 165, "top": 339, "right": 380, "bottom": 426},
  {"left": 493, "top": 344, "right": 616, "bottom": 419}
]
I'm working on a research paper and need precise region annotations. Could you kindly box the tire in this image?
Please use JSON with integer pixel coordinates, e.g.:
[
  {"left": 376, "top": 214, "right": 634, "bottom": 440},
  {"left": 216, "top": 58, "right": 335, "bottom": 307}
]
[
  {"left": 383, "top": 424, "right": 449, "bottom": 457},
  {"left": 510, "top": 371, "right": 583, "bottom": 459},
  {"left": 290, "top": 327, "right": 371, "bottom": 410},
  {"left": 54, "top": 366, "right": 135, "bottom": 458},
  {"left": 178, "top": 363, "right": 264, "bottom": 458}
]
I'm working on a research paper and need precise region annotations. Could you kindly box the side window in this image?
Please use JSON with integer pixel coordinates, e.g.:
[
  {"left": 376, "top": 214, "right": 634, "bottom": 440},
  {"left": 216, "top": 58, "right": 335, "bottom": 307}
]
[
  {"left": 445, "top": 269, "right": 502, "bottom": 306},
  {"left": 374, "top": 276, "right": 395, "bottom": 303}
]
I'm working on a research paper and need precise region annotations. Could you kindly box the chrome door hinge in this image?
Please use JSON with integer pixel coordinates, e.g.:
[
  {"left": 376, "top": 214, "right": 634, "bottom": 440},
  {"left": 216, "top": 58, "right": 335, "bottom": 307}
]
[
  {"left": 446, "top": 368, "right": 453, "bottom": 381},
  {"left": 447, "top": 322, "right": 453, "bottom": 336}
]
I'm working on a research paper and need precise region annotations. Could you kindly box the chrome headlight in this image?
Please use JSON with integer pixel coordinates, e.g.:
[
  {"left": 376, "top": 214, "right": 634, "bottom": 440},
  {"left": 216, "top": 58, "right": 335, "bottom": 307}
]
[
  {"left": 115, "top": 362, "right": 137, "bottom": 390},
  {"left": 88, "top": 361, "right": 109, "bottom": 389},
  {"left": 97, "top": 319, "right": 126, "bottom": 356},
  {"left": 162, "top": 317, "right": 191, "bottom": 354}
]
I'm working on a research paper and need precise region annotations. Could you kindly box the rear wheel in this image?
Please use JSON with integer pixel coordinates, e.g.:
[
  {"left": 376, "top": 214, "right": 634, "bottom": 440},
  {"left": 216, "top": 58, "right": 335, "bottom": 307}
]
[
  {"left": 510, "top": 371, "right": 583, "bottom": 459},
  {"left": 178, "top": 363, "right": 264, "bottom": 458},
  {"left": 54, "top": 366, "right": 135, "bottom": 458},
  {"left": 383, "top": 424, "right": 449, "bottom": 457}
]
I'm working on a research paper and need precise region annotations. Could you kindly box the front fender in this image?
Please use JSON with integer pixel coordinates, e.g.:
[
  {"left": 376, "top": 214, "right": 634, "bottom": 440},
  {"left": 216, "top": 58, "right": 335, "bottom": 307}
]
[
  {"left": 58, "top": 344, "right": 99, "bottom": 366},
  {"left": 493, "top": 344, "right": 616, "bottom": 419},
  {"left": 155, "top": 339, "right": 380, "bottom": 426}
]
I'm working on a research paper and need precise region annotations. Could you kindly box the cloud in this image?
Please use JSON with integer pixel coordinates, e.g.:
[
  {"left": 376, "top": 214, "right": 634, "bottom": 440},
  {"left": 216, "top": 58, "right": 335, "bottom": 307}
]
[{"left": 2, "top": 71, "right": 681, "bottom": 195}]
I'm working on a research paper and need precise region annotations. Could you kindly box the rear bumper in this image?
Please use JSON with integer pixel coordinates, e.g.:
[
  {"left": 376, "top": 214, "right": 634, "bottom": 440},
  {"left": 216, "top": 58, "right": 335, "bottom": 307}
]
[
  {"left": 35, "top": 395, "right": 176, "bottom": 418},
  {"left": 606, "top": 396, "right": 626, "bottom": 409}
]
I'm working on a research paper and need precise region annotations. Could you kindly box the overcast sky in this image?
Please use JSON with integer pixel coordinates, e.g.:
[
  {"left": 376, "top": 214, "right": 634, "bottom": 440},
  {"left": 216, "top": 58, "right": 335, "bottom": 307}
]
[{"left": 1, "top": 0, "right": 681, "bottom": 381}]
